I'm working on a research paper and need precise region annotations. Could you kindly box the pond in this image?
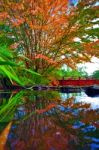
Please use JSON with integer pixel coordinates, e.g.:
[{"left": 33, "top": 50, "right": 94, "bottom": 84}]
[{"left": 0, "top": 90, "right": 99, "bottom": 150}]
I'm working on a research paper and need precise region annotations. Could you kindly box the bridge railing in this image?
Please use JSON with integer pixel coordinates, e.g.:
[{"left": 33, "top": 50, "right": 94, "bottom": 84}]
[{"left": 58, "top": 79, "right": 99, "bottom": 86}]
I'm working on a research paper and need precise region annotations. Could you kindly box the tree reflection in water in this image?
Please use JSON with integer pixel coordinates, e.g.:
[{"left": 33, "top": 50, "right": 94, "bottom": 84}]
[{"left": 0, "top": 90, "right": 99, "bottom": 150}]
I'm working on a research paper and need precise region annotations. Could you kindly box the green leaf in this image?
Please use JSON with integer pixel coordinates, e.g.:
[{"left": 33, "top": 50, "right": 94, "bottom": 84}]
[
  {"left": 0, "top": 65, "right": 23, "bottom": 85},
  {"left": 0, "top": 60, "right": 19, "bottom": 66},
  {"left": 25, "top": 68, "right": 41, "bottom": 76}
]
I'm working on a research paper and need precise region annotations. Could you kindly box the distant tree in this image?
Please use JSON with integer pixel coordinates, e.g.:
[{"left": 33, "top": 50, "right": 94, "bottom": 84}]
[
  {"left": 78, "top": 67, "right": 88, "bottom": 78},
  {"left": 91, "top": 70, "right": 99, "bottom": 79},
  {"left": 51, "top": 66, "right": 88, "bottom": 80}
]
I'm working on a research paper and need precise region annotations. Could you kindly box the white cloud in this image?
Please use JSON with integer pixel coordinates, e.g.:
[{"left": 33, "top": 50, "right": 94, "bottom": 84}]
[{"left": 78, "top": 57, "right": 99, "bottom": 75}]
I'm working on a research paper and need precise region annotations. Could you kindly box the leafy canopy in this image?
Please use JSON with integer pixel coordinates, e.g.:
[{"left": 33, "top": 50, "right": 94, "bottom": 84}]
[{"left": 0, "top": 0, "right": 99, "bottom": 75}]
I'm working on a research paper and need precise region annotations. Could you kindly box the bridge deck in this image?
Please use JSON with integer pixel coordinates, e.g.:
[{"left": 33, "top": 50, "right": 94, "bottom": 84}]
[{"left": 58, "top": 79, "right": 99, "bottom": 86}]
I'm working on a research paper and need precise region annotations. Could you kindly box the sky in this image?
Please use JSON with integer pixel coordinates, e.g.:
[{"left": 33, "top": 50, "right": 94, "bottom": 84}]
[
  {"left": 62, "top": 57, "right": 99, "bottom": 75},
  {"left": 69, "top": 0, "right": 79, "bottom": 6},
  {"left": 70, "top": 0, "right": 99, "bottom": 6},
  {"left": 78, "top": 57, "right": 99, "bottom": 75}
]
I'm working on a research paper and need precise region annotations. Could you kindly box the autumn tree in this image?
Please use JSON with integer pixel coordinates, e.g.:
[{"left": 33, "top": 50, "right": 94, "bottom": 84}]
[{"left": 0, "top": 0, "right": 99, "bottom": 76}]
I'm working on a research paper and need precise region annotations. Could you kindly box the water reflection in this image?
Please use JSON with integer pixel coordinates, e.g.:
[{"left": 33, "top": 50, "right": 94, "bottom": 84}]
[
  {"left": 0, "top": 90, "right": 99, "bottom": 150},
  {"left": 61, "top": 92, "right": 99, "bottom": 109}
]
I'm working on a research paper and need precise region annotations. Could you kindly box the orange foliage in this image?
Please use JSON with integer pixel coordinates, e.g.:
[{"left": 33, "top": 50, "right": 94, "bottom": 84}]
[
  {"left": 11, "top": 18, "right": 25, "bottom": 27},
  {"left": 61, "top": 97, "right": 75, "bottom": 107},
  {"left": 80, "top": 109, "right": 99, "bottom": 124},
  {"left": 0, "top": 0, "right": 99, "bottom": 73},
  {"left": 0, "top": 122, "right": 12, "bottom": 150},
  {"left": 35, "top": 54, "right": 57, "bottom": 65},
  {"left": 84, "top": 40, "right": 99, "bottom": 57},
  {"left": 36, "top": 103, "right": 57, "bottom": 114},
  {"left": 51, "top": 80, "right": 59, "bottom": 86},
  {"left": 0, "top": 12, "right": 9, "bottom": 19}
]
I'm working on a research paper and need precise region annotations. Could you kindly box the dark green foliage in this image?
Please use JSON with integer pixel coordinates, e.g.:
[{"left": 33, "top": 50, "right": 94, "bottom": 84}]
[
  {"left": 55, "top": 67, "right": 88, "bottom": 79},
  {"left": 91, "top": 70, "right": 99, "bottom": 79}
]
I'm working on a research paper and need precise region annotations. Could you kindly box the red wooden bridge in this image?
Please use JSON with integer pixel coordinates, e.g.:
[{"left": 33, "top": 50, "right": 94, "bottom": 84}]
[{"left": 58, "top": 79, "right": 99, "bottom": 87}]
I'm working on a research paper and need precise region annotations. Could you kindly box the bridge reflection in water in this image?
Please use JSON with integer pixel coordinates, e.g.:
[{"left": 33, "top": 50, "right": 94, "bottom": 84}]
[{"left": 58, "top": 79, "right": 99, "bottom": 97}]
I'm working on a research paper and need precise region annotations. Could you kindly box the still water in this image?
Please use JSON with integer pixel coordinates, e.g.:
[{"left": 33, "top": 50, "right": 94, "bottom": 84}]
[{"left": 0, "top": 90, "right": 99, "bottom": 150}]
